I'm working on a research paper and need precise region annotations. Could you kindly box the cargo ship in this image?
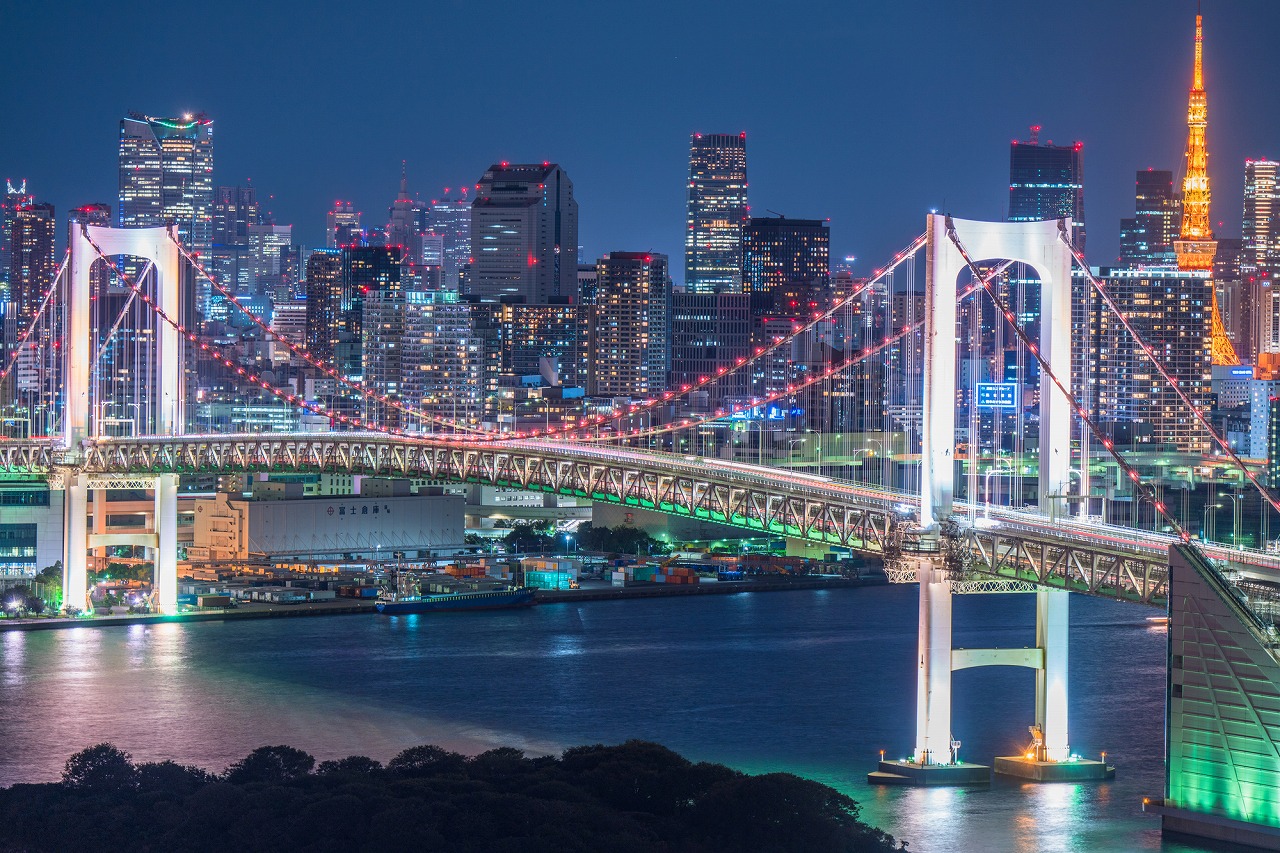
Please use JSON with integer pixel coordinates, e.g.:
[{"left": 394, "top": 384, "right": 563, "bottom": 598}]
[{"left": 373, "top": 571, "right": 532, "bottom": 612}]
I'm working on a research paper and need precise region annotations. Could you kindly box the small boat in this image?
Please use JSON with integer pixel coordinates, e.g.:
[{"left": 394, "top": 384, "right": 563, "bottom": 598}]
[{"left": 375, "top": 586, "right": 536, "bottom": 614}]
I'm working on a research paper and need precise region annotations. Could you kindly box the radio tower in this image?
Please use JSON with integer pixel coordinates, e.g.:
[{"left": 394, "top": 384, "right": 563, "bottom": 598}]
[{"left": 1174, "top": 10, "right": 1239, "bottom": 364}]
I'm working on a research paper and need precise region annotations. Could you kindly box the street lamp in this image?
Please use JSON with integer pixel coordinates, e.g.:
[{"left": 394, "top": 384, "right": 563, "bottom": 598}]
[
  {"left": 1202, "top": 503, "right": 1222, "bottom": 543},
  {"left": 1223, "top": 492, "right": 1243, "bottom": 549},
  {"left": 984, "top": 461, "right": 1013, "bottom": 519}
]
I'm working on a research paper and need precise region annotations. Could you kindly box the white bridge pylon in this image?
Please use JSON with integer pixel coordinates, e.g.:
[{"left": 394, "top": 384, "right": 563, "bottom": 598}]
[
  {"left": 61, "top": 225, "right": 184, "bottom": 615},
  {"left": 914, "top": 215, "right": 1074, "bottom": 767}
]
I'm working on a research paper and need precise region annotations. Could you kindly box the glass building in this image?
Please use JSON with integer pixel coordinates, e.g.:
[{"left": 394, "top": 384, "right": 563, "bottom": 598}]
[
  {"left": 118, "top": 113, "right": 214, "bottom": 311},
  {"left": 685, "top": 133, "right": 748, "bottom": 293},
  {"left": 1008, "top": 129, "right": 1085, "bottom": 250}
]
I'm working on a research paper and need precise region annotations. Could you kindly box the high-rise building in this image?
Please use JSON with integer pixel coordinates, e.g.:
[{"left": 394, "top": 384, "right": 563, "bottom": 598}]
[
  {"left": 741, "top": 216, "right": 830, "bottom": 310},
  {"left": 685, "top": 133, "right": 748, "bottom": 293},
  {"left": 303, "top": 249, "right": 344, "bottom": 365},
  {"left": 402, "top": 289, "right": 486, "bottom": 427},
  {"left": 0, "top": 180, "right": 33, "bottom": 298},
  {"left": 588, "top": 253, "right": 670, "bottom": 397},
  {"left": 669, "top": 292, "right": 754, "bottom": 408},
  {"left": 342, "top": 245, "right": 401, "bottom": 361},
  {"left": 209, "top": 185, "right": 261, "bottom": 299},
  {"left": 1243, "top": 159, "right": 1279, "bottom": 362},
  {"left": 467, "top": 163, "right": 578, "bottom": 303},
  {"left": 326, "top": 201, "right": 362, "bottom": 248},
  {"left": 386, "top": 163, "right": 429, "bottom": 287},
  {"left": 1095, "top": 267, "right": 1213, "bottom": 452},
  {"left": 361, "top": 288, "right": 404, "bottom": 426},
  {"left": 1008, "top": 126, "right": 1085, "bottom": 250},
  {"left": 6, "top": 202, "right": 56, "bottom": 326},
  {"left": 425, "top": 188, "right": 471, "bottom": 289},
  {"left": 1120, "top": 169, "right": 1179, "bottom": 266},
  {"left": 118, "top": 113, "right": 214, "bottom": 311},
  {"left": 246, "top": 223, "right": 293, "bottom": 297}
]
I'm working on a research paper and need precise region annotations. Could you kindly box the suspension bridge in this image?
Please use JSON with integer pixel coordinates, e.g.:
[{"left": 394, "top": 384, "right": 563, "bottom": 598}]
[{"left": 3, "top": 215, "right": 1280, "bottom": 847}]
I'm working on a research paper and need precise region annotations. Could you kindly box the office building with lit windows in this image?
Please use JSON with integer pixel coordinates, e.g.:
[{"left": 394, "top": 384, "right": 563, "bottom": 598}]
[
  {"left": 326, "top": 201, "right": 362, "bottom": 248},
  {"left": 303, "top": 249, "right": 344, "bottom": 364},
  {"left": 425, "top": 190, "right": 471, "bottom": 289},
  {"left": 1120, "top": 169, "right": 1179, "bottom": 267},
  {"left": 588, "top": 252, "right": 670, "bottom": 397},
  {"left": 1008, "top": 128, "right": 1085, "bottom": 250},
  {"left": 118, "top": 113, "right": 214, "bottom": 310},
  {"left": 1095, "top": 267, "right": 1213, "bottom": 452},
  {"left": 467, "top": 163, "right": 577, "bottom": 304},
  {"left": 741, "top": 216, "right": 830, "bottom": 310},
  {"left": 685, "top": 133, "right": 748, "bottom": 293},
  {"left": 1244, "top": 159, "right": 1279, "bottom": 362}
]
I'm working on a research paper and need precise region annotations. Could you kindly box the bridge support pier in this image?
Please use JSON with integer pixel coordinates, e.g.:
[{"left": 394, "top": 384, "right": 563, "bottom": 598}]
[
  {"left": 60, "top": 472, "right": 180, "bottom": 617},
  {"left": 62, "top": 473, "right": 89, "bottom": 615},
  {"left": 154, "top": 474, "right": 178, "bottom": 615}
]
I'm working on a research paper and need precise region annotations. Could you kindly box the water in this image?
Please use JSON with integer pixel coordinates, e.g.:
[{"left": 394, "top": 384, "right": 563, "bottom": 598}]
[{"left": 0, "top": 586, "right": 1214, "bottom": 852}]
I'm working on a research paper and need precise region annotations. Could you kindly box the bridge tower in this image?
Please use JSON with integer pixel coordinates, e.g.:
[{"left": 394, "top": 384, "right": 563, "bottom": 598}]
[
  {"left": 58, "top": 224, "right": 184, "bottom": 615},
  {"left": 873, "top": 215, "right": 1096, "bottom": 784}
]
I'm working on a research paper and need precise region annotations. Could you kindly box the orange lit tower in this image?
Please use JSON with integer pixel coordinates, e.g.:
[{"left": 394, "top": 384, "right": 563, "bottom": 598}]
[{"left": 1175, "top": 12, "right": 1239, "bottom": 364}]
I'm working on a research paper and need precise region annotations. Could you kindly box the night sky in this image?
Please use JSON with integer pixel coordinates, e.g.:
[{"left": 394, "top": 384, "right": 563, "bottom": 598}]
[{"left": 3, "top": 0, "right": 1278, "bottom": 275}]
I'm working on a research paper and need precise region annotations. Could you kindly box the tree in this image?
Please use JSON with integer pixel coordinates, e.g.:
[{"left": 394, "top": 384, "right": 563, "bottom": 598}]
[
  {"left": 136, "top": 760, "right": 216, "bottom": 795},
  {"left": 316, "top": 755, "right": 382, "bottom": 775},
  {"left": 387, "top": 744, "right": 467, "bottom": 777},
  {"left": 222, "top": 745, "right": 315, "bottom": 785},
  {"left": 503, "top": 523, "right": 556, "bottom": 554},
  {"left": 61, "top": 743, "right": 137, "bottom": 792}
]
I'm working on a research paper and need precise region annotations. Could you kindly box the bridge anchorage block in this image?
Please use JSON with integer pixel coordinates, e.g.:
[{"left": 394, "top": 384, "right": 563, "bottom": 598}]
[
  {"left": 993, "top": 725, "right": 1114, "bottom": 783},
  {"left": 868, "top": 756, "right": 991, "bottom": 787}
]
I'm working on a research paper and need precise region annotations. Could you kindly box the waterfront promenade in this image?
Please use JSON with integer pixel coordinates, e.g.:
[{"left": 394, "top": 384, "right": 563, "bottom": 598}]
[{"left": 0, "top": 575, "right": 872, "bottom": 632}]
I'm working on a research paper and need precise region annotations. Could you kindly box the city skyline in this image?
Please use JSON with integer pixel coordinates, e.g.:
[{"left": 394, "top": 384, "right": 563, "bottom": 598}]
[{"left": 3, "top": 1, "right": 1280, "bottom": 276}]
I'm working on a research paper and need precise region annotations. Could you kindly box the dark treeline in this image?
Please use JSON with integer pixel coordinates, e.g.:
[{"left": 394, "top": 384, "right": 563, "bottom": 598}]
[{"left": 0, "top": 740, "right": 904, "bottom": 852}]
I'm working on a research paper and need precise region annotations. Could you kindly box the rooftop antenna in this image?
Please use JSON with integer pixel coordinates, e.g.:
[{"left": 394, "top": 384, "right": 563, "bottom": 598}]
[{"left": 1029, "top": 125, "right": 1042, "bottom": 145}]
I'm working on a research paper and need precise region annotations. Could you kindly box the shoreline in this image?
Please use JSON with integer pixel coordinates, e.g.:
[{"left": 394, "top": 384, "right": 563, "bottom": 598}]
[{"left": 0, "top": 575, "right": 881, "bottom": 633}]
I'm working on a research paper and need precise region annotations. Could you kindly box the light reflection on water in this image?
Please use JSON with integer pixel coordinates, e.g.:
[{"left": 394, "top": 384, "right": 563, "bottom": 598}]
[{"left": 0, "top": 587, "right": 1216, "bottom": 852}]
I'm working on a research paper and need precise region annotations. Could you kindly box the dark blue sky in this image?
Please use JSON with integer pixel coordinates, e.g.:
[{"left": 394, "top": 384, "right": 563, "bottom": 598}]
[{"left": 2, "top": 0, "right": 1278, "bottom": 275}]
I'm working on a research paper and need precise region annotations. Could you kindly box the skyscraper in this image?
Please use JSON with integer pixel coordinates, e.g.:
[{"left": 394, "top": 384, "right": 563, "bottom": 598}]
[
  {"left": 118, "top": 112, "right": 214, "bottom": 314},
  {"left": 1008, "top": 126, "right": 1085, "bottom": 250},
  {"left": 0, "top": 180, "right": 33, "bottom": 298},
  {"left": 118, "top": 115, "right": 213, "bottom": 242},
  {"left": 1243, "top": 159, "right": 1278, "bottom": 362},
  {"left": 467, "top": 163, "right": 577, "bottom": 303},
  {"left": 1094, "top": 267, "right": 1213, "bottom": 452},
  {"left": 385, "top": 163, "right": 429, "bottom": 287},
  {"left": 326, "top": 201, "right": 362, "bottom": 248},
  {"left": 1120, "top": 169, "right": 1179, "bottom": 266},
  {"left": 425, "top": 188, "right": 471, "bottom": 289},
  {"left": 209, "top": 185, "right": 261, "bottom": 301},
  {"left": 685, "top": 133, "right": 748, "bottom": 293},
  {"left": 588, "top": 253, "right": 670, "bottom": 397},
  {"left": 741, "top": 216, "right": 830, "bottom": 310},
  {"left": 6, "top": 202, "right": 55, "bottom": 326},
  {"left": 303, "top": 249, "right": 344, "bottom": 364}
]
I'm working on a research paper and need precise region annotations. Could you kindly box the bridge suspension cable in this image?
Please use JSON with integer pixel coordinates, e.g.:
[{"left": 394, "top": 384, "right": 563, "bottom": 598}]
[
  {"left": 580, "top": 260, "right": 1015, "bottom": 444},
  {"left": 1058, "top": 229, "right": 1280, "bottom": 519},
  {"left": 945, "top": 217, "right": 1196, "bottom": 543},
  {"left": 161, "top": 236, "right": 491, "bottom": 435},
  {"left": 168, "top": 229, "right": 928, "bottom": 441},
  {"left": 0, "top": 249, "right": 68, "bottom": 392}
]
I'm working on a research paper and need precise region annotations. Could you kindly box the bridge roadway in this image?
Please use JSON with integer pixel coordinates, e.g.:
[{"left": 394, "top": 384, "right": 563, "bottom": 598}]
[{"left": 4, "top": 432, "right": 1280, "bottom": 609}]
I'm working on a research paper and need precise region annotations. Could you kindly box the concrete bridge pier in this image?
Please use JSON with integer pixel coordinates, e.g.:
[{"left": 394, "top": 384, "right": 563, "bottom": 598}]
[{"left": 61, "top": 473, "right": 179, "bottom": 616}]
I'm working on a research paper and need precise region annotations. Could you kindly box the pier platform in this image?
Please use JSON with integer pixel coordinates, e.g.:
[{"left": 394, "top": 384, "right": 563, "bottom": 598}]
[
  {"left": 867, "top": 759, "right": 990, "bottom": 786},
  {"left": 994, "top": 756, "right": 1114, "bottom": 782}
]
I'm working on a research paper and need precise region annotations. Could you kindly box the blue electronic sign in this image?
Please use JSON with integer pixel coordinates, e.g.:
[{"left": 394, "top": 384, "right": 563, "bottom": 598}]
[{"left": 976, "top": 382, "right": 1017, "bottom": 409}]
